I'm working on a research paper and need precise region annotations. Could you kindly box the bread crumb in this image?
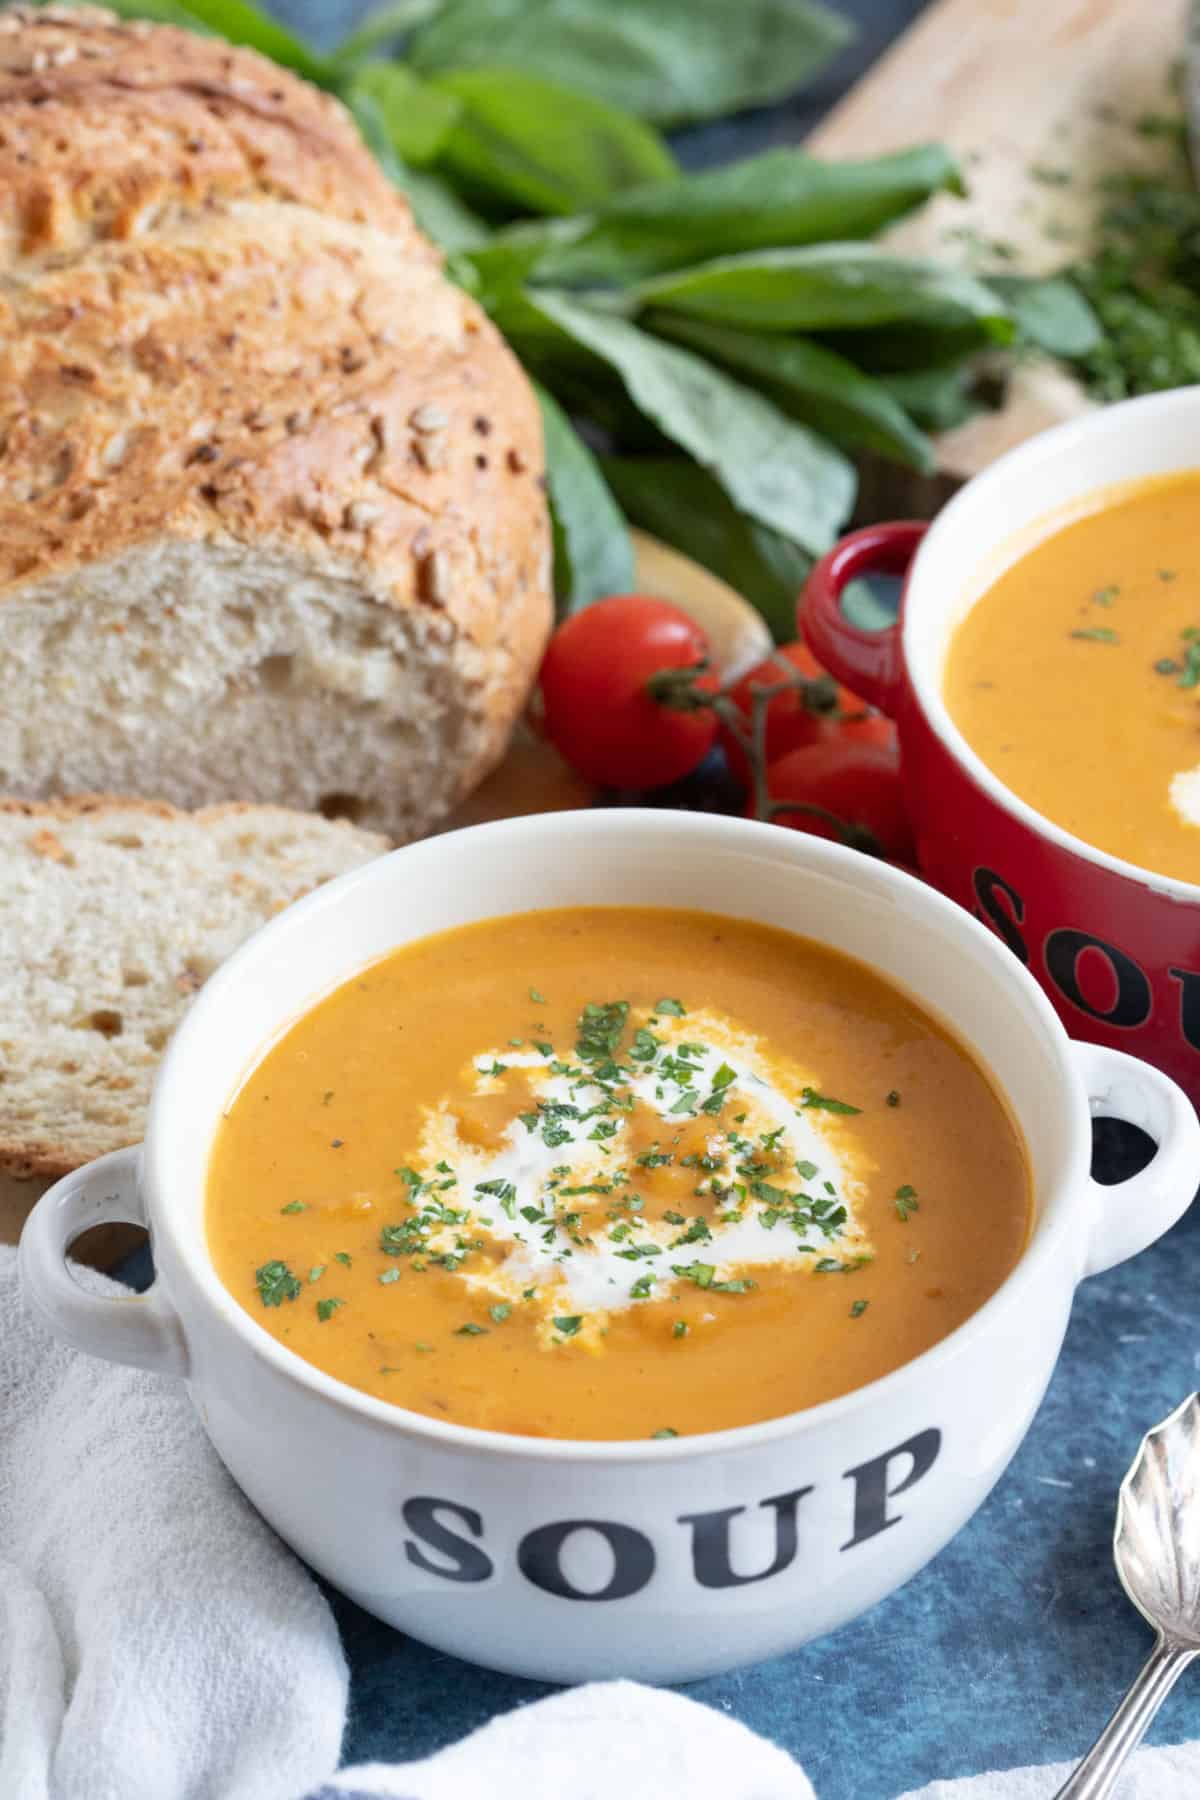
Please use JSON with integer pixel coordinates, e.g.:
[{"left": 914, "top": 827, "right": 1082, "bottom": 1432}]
[{"left": 28, "top": 829, "right": 72, "bottom": 865}]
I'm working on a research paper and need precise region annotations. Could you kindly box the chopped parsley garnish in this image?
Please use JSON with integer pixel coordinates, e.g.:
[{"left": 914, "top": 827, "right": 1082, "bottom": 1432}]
[
  {"left": 630, "top": 1274, "right": 655, "bottom": 1298},
  {"left": 629, "top": 1027, "right": 661, "bottom": 1063},
  {"left": 886, "top": 1090, "right": 901, "bottom": 1108},
  {"left": 895, "top": 1184, "right": 920, "bottom": 1221},
  {"left": 316, "top": 1297, "right": 345, "bottom": 1322},
  {"left": 670, "top": 1090, "right": 699, "bottom": 1114},
  {"left": 655, "top": 998, "right": 685, "bottom": 1016},
  {"left": 482, "top": 1060, "right": 508, "bottom": 1077},
  {"left": 1091, "top": 584, "right": 1120, "bottom": 606},
  {"left": 672, "top": 1320, "right": 689, "bottom": 1338},
  {"left": 637, "top": 1148, "right": 673, "bottom": 1169},
  {"left": 533, "top": 1040, "right": 554, "bottom": 1057},
  {"left": 476, "top": 1177, "right": 517, "bottom": 1217},
  {"left": 280, "top": 1201, "right": 307, "bottom": 1214},
  {"left": 379, "top": 1268, "right": 401, "bottom": 1285},
  {"left": 456, "top": 1322, "right": 489, "bottom": 1336},
  {"left": 799, "top": 1086, "right": 861, "bottom": 1115},
  {"left": 1179, "top": 640, "right": 1200, "bottom": 689},
  {"left": 309, "top": 1265, "right": 325, "bottom": 1283},
  {"left": 794, "top": 1158, "right": 818, "bottom": 1180},
  {"left": 761, "top": 1126, "right": 786, "bottom": 1152},
  {"left": 489, "top": 1302, "right": 512, "bottom": 1323},
  {"left": 552, "top": 1315, "right": 583, "bottom": 1336},
  {"left": 255, "top": 1261, "right": 301, "bottom": 1307},
  {"left": 529, "top": 987, "right": 547, "bottom": 1004},
  {"left": 850, "top": 1299, "right": 870, "bottom": 1318},
  {"left": 334, "top": 1251, "right": 352, "bottom": 1267},
  {"left": 1070, "top": 627, "right": 1119, "bottom": 643},
  {"left": 651, "top": 1427, "right": 679, "bottom": 1439},
  {"left": 712, "top": 1062, "right": 736, "bottom": 1090}
]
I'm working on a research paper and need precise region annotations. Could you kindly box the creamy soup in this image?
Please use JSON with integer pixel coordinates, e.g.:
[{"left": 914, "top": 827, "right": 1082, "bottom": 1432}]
[
  {"left": 207, "top": 908, "right": 1030, "bottom": 1440},
  {"left": 944, "top": 471, "right": 1200, "bottom": 882}
]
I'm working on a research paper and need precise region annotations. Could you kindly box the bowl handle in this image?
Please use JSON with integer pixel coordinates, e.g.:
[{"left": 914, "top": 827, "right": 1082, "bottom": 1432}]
[
  {"left": 798, "top": 520, "right": 927, "bottom": 716},
  {"left": 1072, "top": 1043, "right": 1200, "bottom": 1278},
  {"left": 18, "top": 1146, "right": 190, "bottom": 1377}
]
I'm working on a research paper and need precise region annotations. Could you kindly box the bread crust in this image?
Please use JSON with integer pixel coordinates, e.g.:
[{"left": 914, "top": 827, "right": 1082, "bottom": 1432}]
[{"left": 0, "top": 9, "right": 552, "bottom": 816}]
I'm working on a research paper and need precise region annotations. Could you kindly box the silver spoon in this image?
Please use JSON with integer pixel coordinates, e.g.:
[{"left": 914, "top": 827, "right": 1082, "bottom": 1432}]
[{"left": 1055, "top": 1393, "right": 1200, "bottom": 1798}]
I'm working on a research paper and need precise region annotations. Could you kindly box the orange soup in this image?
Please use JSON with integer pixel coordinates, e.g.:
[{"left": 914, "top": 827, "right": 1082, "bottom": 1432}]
[
  {"left": 944, "top": 471, "right": 1200, "bottom": 882},
  {"left": 206, "top": 908, "right": 1030, "bottom": 1440}
]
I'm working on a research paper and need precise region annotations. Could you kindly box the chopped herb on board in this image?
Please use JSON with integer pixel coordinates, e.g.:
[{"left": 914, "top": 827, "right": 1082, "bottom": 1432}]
[
  {"left": 316, "top": 1297, "right": 345, "bottom": 1322},
  {"left": 256, "top": 1261, "right": 301, "bottom": 1306},
  {"left": 1070, "top": 627, "right": 1120, "bottom": 643}
]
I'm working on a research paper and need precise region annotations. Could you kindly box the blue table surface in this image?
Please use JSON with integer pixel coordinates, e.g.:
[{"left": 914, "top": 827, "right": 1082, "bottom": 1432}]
[{"left": 200, "top": 2, "right": 1200, "bottom": 1789}]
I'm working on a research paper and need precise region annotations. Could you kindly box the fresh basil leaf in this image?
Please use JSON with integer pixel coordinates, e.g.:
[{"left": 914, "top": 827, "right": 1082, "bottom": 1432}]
[
  {"left": 347, "top": 64, "right": 461, "bottom": 167},
  {"left": 345, "top": 88, "right": 489, "bottom": 250},
  {"left": 410, "top": 0, "right": 852, "bottom": 128},
  {"left": 528, "top": 145, "right": 964, "bottom": 286},
  {"left": 878, "top": 365, "right": 979, "bottom": 433},
  {"left": 456, "top": 217, "right": 593, "bottom": 311},
  {"left": 157, "top": 0, "right": 330, "bottom": 79},
  {"left": 637, "top": 247, "right": 1015, "bottom": 339},
  {"left": 651, "top": 316, "right": 933, "bottom": 472},
  {"left": 985, "top": 273, "right": 1102, "bottom": 357},
  {"left": 332, "top": 0, "right": 446, "bottom": 68},
  {"left": 430, "top": 67, "right": 676, "bottom": 217},
  {"left": 529, "top": 292, "right": 855, "bottom": 553},
  {"left": 602, "top": 457, "right": 810, "bottom": 642},
  {"left": 535, "top": 383, "right": 635, "bottom": 613}
]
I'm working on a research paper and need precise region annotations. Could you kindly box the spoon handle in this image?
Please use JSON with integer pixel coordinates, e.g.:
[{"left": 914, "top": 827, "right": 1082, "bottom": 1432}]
[{"left": 1053, "top": 1635, "right": 1195, "bottom": 1798}]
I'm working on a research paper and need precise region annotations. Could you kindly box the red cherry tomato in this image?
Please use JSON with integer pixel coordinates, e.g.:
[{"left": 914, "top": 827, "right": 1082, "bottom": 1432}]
[
  {"left": 748, "top": 739, "right": 913, "bottom": 862},
  {"left": 721, "top": 641, "right": 880, "bottom": 785},
  {"left": 836, "top": 710, "right": 898, "bottom": 754},
  {"left": 538, "top": 595, "right": 719, "bottom": 790}
]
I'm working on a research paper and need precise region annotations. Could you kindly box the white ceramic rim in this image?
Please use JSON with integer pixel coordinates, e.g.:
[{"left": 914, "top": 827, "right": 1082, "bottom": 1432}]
[
  {"left": 904, "top": 383, "right": 1200, "bottom": 902},
  {"left": 145, "top": 810, "right": 1092, "bottom": 1464}
]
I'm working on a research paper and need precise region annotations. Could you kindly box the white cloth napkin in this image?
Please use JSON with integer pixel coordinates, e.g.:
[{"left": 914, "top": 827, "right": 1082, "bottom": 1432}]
[
  {"left": 0, "top": 1248, "right": 346, "bottom": 1800},
  {"left": 5, "top": 1243, "right": 1200, "bottom": 1800}
]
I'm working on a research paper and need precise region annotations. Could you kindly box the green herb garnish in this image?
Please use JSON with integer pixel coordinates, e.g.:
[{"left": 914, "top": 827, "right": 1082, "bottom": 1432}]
[
  {"left": 456, "top": 1322, "right": 489, "bottom": 1336},
  {"left": 894, "top": 1184, "right": 920, "bottom": 1221},
  {"left": 850, "top": 1298, "right": 870, "bottom": 1318},
  {"left": 800, "top": 1086, "right": 861, "bottom": 1115},
  {"left": 280, "top": 1201, "right": 307, "bottom": 1214},
  {"left": 256, "top": 1261, "right": 301, "bottom": 1307},
  {"left": 652, "top": 1427, "right": 679, "bottom": 1439},
  {"left": 1070, "top": 627, "right": 1120, "bottom": 643},
  {"left": 552, "top": 1315, "right": 583, "bottom": 1336},
  {"left": 316, "top": 1297, "right": 345, "bottom": 1322},
  {"left": 489, "top": 1302, "right": 513, "bottom": 1323}
]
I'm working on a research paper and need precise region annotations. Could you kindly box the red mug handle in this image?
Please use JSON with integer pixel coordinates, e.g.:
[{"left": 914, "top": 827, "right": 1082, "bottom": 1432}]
[{"left": 799, "top": 521, "right": 927, "bottom": 718}]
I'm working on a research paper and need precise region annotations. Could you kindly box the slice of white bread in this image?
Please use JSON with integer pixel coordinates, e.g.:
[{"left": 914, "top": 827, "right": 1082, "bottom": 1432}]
[{"left": 0, "top": 797, "right": 388, "bottom": 1178}]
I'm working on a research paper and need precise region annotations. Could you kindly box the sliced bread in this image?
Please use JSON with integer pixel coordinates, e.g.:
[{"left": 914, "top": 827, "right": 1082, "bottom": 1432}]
[{"left": 0, "top": 797, "right": 388, "bottom": 1177}]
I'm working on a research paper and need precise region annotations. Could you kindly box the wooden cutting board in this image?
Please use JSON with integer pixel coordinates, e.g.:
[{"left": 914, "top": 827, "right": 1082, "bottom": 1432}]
[{"left": 809, "top": 0, "right": 1188, "bottom": 479}]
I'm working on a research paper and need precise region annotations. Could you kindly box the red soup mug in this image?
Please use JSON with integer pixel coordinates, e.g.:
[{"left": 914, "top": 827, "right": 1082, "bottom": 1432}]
[{"left": 800, "top": 388, "right": 1200, "bottom": 1105}]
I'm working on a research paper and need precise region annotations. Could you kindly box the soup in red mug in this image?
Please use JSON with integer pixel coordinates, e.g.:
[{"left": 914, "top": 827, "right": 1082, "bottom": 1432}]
[{"left": 801, "top": 389, "right": 1200, "bottom": 1104}]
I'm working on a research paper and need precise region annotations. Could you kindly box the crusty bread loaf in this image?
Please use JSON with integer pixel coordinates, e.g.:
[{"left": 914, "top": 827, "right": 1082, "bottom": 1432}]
[
  {"left": 0, "top": 795, "right": 388, "bottom": 1176},
  {"left": 0, "top": 7, "right": 552, "bottom": 842}
]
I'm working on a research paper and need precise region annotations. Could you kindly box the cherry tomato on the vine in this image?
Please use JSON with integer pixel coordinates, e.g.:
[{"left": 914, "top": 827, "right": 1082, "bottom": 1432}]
[
  {"left": 747, "top": 739, "right": 913, "bottom": 863},
  {"left": 538, "top": 595, "right": 719, "bottom": 790},
  {"left": 721, "top": 641, "right": 881, "bottom": 785}
]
